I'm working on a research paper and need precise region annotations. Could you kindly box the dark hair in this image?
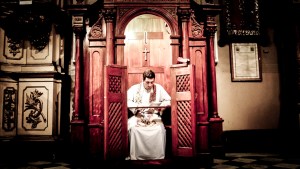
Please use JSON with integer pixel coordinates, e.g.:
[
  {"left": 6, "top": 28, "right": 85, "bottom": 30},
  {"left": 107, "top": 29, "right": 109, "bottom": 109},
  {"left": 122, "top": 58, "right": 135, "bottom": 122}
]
[{"left": 143, "top": 69, "right": 155, "bottom": 80}]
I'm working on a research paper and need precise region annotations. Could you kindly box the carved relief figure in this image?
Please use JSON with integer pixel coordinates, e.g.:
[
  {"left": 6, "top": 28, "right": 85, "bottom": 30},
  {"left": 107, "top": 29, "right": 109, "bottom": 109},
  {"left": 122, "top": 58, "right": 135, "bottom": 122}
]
[
  {"left": 24, "top": 89, "right": 46, "bottom": 128},
  {"left": 3, "top": 87, "right": 16, "bottom": 131}
]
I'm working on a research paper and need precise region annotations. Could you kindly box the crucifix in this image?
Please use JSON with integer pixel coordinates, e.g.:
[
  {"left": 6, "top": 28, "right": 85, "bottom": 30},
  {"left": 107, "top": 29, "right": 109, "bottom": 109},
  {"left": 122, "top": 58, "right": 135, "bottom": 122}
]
[
  {"left": 143, "top": 47, "right": 150, "bottom": 61},
  {"left": 126, "top": 31, "right": 163, "bottom": 64}
]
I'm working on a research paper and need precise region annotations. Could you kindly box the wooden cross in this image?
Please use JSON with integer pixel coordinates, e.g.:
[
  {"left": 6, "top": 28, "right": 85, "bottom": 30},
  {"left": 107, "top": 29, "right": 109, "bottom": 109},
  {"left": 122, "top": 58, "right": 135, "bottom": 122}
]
[
  {"left": 126, "top": 31, "right": 163, "bottom": 62},
  {"left": 143, "top": 47, "right": 150, "bottom": 61}
]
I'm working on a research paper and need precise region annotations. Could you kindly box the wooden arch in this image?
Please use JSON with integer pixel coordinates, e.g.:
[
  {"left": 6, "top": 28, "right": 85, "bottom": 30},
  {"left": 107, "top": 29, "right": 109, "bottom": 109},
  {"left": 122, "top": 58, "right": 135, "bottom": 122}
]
[{"left": 116, "top": 7, "right": 179, "bottom": 36}]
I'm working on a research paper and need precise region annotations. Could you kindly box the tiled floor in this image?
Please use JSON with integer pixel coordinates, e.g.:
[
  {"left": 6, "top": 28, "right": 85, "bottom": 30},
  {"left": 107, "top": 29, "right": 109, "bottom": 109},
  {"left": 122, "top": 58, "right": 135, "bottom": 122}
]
[{"left": 1, "top": 153, "right": 300, "bottom": 169}]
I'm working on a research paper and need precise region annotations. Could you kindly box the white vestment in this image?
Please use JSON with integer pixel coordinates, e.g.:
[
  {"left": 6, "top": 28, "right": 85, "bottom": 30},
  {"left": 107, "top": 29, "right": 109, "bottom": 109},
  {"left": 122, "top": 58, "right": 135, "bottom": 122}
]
[{"left": 127, "top": 82, "right": 171, "bottom": 160}]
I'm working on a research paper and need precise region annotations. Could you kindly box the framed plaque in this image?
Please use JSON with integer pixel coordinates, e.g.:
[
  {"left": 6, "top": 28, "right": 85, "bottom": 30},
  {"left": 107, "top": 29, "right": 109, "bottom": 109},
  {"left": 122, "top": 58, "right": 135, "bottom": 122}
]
[{"left": 230, "top": 43, "right": 262, "bottom": 82}]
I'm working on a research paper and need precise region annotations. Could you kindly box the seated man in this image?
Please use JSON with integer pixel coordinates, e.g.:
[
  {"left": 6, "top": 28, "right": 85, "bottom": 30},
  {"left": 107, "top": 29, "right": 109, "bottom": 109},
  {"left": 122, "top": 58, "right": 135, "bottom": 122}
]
[{"left": 127, "top": 69, "right": 171, "bottom": 160}]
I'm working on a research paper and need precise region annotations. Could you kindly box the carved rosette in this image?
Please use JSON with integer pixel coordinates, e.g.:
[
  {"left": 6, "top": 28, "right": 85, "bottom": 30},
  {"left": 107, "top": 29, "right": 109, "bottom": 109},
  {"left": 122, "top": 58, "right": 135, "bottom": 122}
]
[{"left": 89, "top": 14, "right": 104, "bottom": 39}]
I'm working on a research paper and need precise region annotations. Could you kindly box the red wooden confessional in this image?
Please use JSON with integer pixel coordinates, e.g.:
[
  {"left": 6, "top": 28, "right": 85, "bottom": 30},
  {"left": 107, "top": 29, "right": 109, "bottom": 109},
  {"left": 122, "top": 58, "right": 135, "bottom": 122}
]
[{"left": 68, "top": 0, "right": 223, "bottom": 164}]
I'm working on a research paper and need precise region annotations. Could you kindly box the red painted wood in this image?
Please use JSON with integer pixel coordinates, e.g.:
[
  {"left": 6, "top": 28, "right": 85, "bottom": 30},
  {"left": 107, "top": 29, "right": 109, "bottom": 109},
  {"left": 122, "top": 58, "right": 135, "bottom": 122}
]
[
  {"left": 74, "top": 38, "right": 81, "bottom": 120},
  {"left": 103, "top": 65, "right": 128, "bottom": 160},
  {"left": 170, "top": 64, "right": 196, "bottom": 157},
  {"left": 70, "top": 1, "right": 224, "bottom": 161}
]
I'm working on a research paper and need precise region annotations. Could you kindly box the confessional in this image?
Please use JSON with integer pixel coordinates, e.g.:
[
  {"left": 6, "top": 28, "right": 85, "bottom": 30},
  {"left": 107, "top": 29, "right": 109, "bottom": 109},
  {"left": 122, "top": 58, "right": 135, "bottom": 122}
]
[
  {"left": 65, "top": 0, "right": 225, "bottom": 166},
  {"left": 0, "top": 0, "right": 223, "bottom": 165}
]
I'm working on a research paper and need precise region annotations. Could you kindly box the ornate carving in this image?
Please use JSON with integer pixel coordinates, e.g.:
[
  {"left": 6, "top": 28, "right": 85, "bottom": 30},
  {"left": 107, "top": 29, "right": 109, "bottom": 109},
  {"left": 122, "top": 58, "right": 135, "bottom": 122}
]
[
  {"left": 190, "top": 12, "right": 204, "bottom": 38},
  {"left": 164, "top": 8, "right": 177, "bottom": 19},
  {"left": 89, "top": 14, "right": 104, "bottom": 39},
  {"left": 7, "top": 38, "right": 22, "bottom": 57},
  {"left": 3, "top": 87, "right": 17, "bottom": 131},
  {"left": 24, "top": 89, "right": 46, "bottom": 129}
]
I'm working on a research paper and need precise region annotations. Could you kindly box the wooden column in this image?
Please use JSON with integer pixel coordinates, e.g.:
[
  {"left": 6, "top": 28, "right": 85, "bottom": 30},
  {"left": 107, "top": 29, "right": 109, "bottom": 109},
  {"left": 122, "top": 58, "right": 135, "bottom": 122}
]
[
  {"left": 87, "top": 16, "right": 106, "bottom": 158},
  {"left": 73, "top": 27, "right": 84, "bottom": 120},
  {"left": 205, "top": 15, "right": 224, "bottom": 157},
  {"left": 70, "top": 14, "right": 86, "bottom": 157},
  {"left": 206, "top": 16, "right": 219, "bottom": 118},
  {"left": 103, "top": 8, "right": 116, "bottom": 65},
  {"left": 178, "top": 8, "right": 191, "bottom": 59}
]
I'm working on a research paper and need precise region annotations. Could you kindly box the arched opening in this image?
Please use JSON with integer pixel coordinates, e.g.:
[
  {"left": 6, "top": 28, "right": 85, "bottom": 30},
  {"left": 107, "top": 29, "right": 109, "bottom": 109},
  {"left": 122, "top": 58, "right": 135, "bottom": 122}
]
[
  {"left": 124, "top": 14, "right": 172, "bottom": 94},
  {"left": 124, "top": 14, "right": 173, "bottom": 159}
]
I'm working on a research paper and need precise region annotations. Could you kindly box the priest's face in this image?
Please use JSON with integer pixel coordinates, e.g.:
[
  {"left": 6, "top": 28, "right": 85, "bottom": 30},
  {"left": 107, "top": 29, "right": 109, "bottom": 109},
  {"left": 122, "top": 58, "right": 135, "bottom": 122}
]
[{"left": 143, "top": 77, "right": 155, "bottom": 91}]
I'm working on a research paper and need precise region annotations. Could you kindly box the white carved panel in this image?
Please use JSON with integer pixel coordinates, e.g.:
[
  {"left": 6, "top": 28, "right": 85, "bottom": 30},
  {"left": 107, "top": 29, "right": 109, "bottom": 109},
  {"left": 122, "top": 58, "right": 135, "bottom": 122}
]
[
  {"left": 17, "top": 79, "right": 54, "bottom": 135},
  {"left": 0, "top": 78, "right": 18, "bottom": 137}
]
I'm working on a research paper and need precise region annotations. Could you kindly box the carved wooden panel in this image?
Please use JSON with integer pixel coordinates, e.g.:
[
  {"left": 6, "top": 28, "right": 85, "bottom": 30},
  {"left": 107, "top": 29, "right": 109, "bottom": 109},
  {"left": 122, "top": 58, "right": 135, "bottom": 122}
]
[
  {"left": 104, "top": 65, "right": 128, "bottom": 160},
  {"left": 171, "top": 64, "right": 196, "bottom": 157},
  {"left": 0, "top": 78, "right": 18, "bottom": 137}
]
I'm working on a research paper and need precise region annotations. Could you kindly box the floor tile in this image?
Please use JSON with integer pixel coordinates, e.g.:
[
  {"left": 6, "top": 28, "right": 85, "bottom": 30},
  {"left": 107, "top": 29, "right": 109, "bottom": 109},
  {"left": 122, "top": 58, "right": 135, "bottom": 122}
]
[{"left": 1, "top": 152, "right": 300, "bottom": 169}]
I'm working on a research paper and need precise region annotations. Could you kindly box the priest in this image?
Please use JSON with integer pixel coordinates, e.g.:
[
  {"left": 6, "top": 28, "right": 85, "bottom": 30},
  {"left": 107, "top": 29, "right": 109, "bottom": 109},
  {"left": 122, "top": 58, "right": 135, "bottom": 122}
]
[{"left": 127, "top": 69, "right": 171, "bottom": 160}]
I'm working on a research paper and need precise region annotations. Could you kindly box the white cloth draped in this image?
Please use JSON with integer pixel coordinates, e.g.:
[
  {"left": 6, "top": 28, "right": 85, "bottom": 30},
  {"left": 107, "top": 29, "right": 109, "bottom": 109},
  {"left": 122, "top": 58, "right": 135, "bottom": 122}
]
[
  {"left": 128, "top": 116, "right": 166, "bottom": 160},
  {"left": 127, "top": 82, "right": 171, "bottom": 160}
]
